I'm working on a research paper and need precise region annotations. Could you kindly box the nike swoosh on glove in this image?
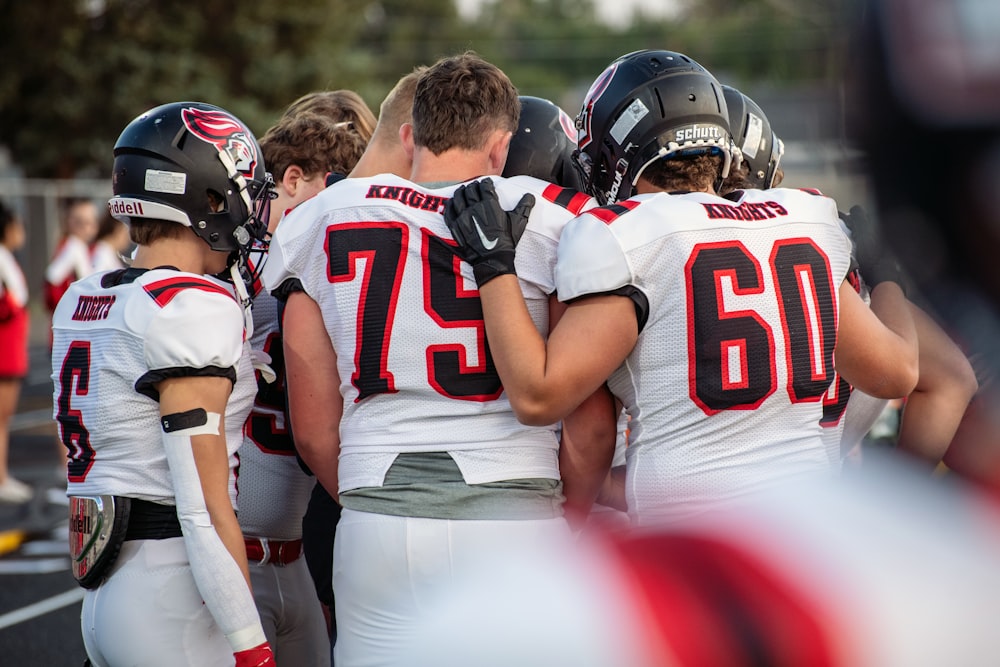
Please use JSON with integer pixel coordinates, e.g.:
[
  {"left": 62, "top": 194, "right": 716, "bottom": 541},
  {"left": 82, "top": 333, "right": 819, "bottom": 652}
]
[
  {"left": 443, "top": 177, "right": 535, "bottom": 286},
  {"left": 234, "top": 642, "right": 275, "bottom": 667}
]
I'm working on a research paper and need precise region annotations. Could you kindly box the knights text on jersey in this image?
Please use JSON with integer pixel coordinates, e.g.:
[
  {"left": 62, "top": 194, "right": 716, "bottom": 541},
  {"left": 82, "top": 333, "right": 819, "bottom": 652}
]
[
  {"left": 50, "top": 268, "right": 255, "bottom": 504},
  {"left": 261, "top": 174, "right": 591, "bottom": 489},
  {"left": 556, "top": 188, "right": 854, "bottom": 522}
]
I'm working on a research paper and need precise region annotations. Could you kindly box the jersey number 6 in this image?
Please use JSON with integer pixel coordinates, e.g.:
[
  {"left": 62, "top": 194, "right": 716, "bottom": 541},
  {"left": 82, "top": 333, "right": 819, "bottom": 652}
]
[
  {"left": 56, "top": 341, "right": 95, "bottom": 482},
  {"left": 687, "top": 239, "right": 838, "bottom": 415}
]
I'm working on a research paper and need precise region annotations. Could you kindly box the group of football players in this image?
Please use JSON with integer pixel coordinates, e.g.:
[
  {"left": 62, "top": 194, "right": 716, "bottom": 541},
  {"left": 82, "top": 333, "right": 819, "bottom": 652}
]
[{"left": 47, "top": 5, "right": 1000, "bottom": 662}]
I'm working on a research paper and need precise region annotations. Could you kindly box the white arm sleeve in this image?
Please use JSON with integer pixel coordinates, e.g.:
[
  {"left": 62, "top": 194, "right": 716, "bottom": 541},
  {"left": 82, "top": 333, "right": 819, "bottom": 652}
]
[{"left": 162, "top": 414, "right": 267, "bottom": 653}]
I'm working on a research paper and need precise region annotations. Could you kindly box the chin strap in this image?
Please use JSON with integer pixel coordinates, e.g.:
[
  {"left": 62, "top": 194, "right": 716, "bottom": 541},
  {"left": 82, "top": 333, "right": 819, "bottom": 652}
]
[
  {"left": 229, "top": 262, "right": 254, "bottom": 339},
  {"left": 217, "top": 147, "right": 253, "bottom": 213}
]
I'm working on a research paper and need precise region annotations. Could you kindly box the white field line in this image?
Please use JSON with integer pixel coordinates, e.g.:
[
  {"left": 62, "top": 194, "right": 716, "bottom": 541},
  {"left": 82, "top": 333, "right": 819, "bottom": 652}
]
[{"left": 0, "top": 586, "right": 83, "bottom": 630}]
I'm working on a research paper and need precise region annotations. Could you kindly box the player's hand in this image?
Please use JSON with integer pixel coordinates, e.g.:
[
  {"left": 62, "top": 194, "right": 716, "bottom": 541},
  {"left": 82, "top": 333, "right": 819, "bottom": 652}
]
[
  {"left": 234, "top": 642, "right": 275, "bottom": 667},
  {"left": 444, "top": 178, "right": 535, "bottom": 286},
  {"left": 839, "top": 205, "right": 909, "bottom": 294}
]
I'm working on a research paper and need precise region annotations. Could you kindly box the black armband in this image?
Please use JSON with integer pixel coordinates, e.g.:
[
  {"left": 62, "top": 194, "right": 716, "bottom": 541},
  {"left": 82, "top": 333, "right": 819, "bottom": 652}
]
[{"left": 161, "top": 408, "right": 209, "bottom": 433}]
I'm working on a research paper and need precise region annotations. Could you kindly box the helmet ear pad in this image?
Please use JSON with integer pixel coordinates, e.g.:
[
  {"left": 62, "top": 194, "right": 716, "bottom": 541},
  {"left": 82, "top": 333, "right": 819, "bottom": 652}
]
[{"left": 574, "top": 50, "right": 734, "bottom": 205}]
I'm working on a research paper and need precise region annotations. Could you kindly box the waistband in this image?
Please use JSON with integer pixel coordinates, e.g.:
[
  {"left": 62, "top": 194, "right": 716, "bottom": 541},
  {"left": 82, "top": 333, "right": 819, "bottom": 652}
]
[
  {"left": 244, "top": 537, "right": 303, "bottom": 566},
  {"left": 124, "top": 498, "right": 182, "bottom": 541}
]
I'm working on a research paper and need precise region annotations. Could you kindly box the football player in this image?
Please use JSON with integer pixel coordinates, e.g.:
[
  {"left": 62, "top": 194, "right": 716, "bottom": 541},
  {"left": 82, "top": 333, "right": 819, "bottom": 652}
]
[
  {"left": 295, "top": 70, "right": 425, "bottom": 654},
  {"left": 235, "top": 108, "right": 372, "bottom": 666},
  {"left": 444, "top": 49, "right": 919, "bottom": 525},
  {"left": 845, "top": 0, "right": 1000, "bottom": 492},
  {"left": 263, "top": 52, "right": 614, "bottom": 666},
  {"left": 52, "top": 102, "right": 275, "bottom": 667},
  {"left": 349, "top": 67, "right": 426, "bottom": 180},
  {"left": 281, "top": 89, "right": 377, "bottom": 144},
  {"left": 721, "top": 84, "right": 977, "bottom": 471},
  {"left": 290, "top": 78, "right": 415, "bottom": 646},
  {"left": 719, "top": 85, "right": 784, "bottom": 193},
  {"left": 836, "top": 206, "right": 977, "bottom": 470},
  {"left": 499, "top": 94, "right": 623, "bottom": 520}
]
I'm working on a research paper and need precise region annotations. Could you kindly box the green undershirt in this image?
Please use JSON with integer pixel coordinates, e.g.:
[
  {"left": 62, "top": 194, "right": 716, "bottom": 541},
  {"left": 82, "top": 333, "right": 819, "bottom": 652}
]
[{"left": 339, "top": 452, "right": 564, "bottom": 520}]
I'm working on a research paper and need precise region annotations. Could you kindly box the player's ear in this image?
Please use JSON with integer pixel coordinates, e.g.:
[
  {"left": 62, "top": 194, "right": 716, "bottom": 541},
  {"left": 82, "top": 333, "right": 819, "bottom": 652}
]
[
  {"left": 487, "top": 130, "right": 513, "bottom": 176},
  {"left": 282, "top": 165, "right": 305, "bottom": 196},
  {"left": 400, "top": 123, "right": 415, "bottom": 162}
]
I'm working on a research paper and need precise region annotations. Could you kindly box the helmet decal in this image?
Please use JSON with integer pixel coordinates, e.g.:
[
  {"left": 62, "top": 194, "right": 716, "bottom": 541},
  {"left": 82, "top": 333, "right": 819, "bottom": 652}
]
[
  {"left": 556, "top": 108, "right": 577, "bottom": 143},
  {"left": 576, "top": 62, "right": 619, "bottom": 149},
  {"left": 609, "top": 98, "right": 650, "bottom": 145},
  {"left": 741, "top": 113, "right": 764, "bottom": 159},
  {"left": 722, "top": 85, "right": 779, "bottom": 189},
  {"left": 181, "top": 107, "right": 259, "bottom": 178},
  {"left": 573, "top": 50, "right": 733, "bottom": 204}
]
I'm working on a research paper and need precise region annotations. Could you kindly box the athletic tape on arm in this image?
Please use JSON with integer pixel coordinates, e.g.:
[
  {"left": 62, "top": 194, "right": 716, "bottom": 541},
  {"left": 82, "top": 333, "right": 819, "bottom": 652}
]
[{"left": 161, "top": 409, "right": 268, "bottom": 653}]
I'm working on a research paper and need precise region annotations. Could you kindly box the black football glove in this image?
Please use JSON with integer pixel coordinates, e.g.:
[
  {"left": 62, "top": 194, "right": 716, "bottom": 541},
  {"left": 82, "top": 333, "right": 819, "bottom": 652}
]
[
  {"left": 839, "top": 205, "right": 910, "bottom": 294},
  {"left": 444, "top": 178, "right": 535, "bottom": 286}
]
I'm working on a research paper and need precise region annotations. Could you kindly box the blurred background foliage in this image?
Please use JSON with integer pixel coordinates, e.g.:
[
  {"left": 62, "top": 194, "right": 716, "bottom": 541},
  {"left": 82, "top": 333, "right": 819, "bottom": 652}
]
[{"left": 0, "top": 0, "right": 848, "bottom": 178}]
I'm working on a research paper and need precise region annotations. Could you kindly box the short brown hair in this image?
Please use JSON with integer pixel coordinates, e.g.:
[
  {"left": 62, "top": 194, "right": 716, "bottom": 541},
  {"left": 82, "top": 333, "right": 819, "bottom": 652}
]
[
  {"left": 261, "top": 112, "right": 368, "bottom": 180},
  {"left": 640, "top": 154, "right": 724, "bottom": 193},
  {"left": 127, "top": 219, "right": 187, "bottom": 246},
  {"left": 412, "top": 52, "right": 519, "bottom": 155},
  {"left": 376, "top": 66, "right": 427, "bottom": 140},
  {"left": 720, "top": 160, "right": 751, "bottom": 195},
  {"left": 282, "top": 90, "right": 377, "bottom": 143}
]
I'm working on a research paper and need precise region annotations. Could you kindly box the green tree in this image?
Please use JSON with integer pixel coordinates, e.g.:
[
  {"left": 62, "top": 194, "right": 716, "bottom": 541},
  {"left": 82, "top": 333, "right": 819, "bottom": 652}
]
[
  {"left": 0, "top": 0, "right": 841, "bottom": 179},
  {"left": 0, "top": 0, "right": 368, "bottom": 177}
]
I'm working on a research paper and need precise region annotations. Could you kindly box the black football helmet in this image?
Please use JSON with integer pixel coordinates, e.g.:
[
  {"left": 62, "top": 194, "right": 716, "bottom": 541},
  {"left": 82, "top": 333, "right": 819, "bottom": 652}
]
[
  {"left": 722, "top": 86, "right": 784, "bottom": 189},
  {"left": 109, "top": 102, "right": 273, "bottom": 258},
  {"left": 573, "top": 50, "right": 733, "bottom": 205},
  {"left": 503, "top": 96, "right": 586, "bottom": 191}
]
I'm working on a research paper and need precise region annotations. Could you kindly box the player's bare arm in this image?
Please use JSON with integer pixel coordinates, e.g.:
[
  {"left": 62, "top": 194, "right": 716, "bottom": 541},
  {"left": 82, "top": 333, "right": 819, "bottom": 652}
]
[
  {"left": 446, "top": 177, "right": 638, "bottom": 425},
  {"left": 157, "top": 375, "right": 251, "bottom": 586},
  {"left": 479, "top": 276, "right": 637, "bottom": 425},
  {"left": 559, "top": 385, "right": 618, "bottom": 521},
  {"left": 896, "top": 302, "right": 978, "bottom": 466},
  {"left": 550, "top": 295, "right": 620, "bottom": 522},
  {"left": 834, "top": 281, "right": 919, "bottom": 398},
  {"left": 283, "top": 290, "right": 342, "bottom": 501},
  {"left": 595, "top": 465, "right": 628, "bottom": 512}
]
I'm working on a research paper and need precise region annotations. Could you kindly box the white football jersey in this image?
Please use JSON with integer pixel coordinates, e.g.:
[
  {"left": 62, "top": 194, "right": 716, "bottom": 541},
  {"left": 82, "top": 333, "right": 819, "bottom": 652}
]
[
  {"left": 263, "top": 174, "right": 596, "bottom": 491},
  {"left": 818, "top": 264, "right": 890, "bottom": 463},
  {"left": 237, "top": 283, "right": 316, "bottom": 539},
  {"left": 51, "top": 268, "right": 255, "bottom": 506},
  {"left": 556, "top": 188, "right": 853, "bottom": 523}
]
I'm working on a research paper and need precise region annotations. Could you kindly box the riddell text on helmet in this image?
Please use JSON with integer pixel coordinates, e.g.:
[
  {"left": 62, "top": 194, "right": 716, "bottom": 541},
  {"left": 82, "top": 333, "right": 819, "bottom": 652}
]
[{"left": 109, "top": 199, "right": 144, "bottom": 217}]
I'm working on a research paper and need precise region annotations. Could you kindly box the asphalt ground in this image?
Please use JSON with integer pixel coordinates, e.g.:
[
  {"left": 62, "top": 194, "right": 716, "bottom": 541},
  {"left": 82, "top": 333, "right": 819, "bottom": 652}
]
[{"left": 0, "top": 341, "right": 88, "bottom": 666}]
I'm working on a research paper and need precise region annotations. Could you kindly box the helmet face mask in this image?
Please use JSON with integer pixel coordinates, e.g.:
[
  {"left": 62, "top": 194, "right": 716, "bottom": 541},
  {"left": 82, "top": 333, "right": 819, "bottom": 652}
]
[
  {"left": 573, "top": 50, "right": 733, "bottom": 205},
  {"left": 109, "top": 102, "right": 273, "bottom": 262}
]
